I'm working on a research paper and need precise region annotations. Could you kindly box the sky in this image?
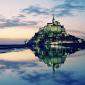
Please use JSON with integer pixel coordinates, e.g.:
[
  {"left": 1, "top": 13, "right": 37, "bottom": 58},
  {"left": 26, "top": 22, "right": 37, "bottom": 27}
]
[{"left": 0, "top": 0, "right": 85, "bottom": 43}]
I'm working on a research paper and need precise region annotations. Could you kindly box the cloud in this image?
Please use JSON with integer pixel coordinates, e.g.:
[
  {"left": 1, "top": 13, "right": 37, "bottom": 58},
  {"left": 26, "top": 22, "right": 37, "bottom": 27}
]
[
  {"left": 54, "top": 0, "right": 85, "bottom": 16},
  {"left": 22, "top": 0, "right": 85, "bottom": 17},
  {"left": 0, "top": 0, "right": 84, "bottom": 28},
  {"left": 17, "top": 14, "right": 26, "bottom": 18},
  {"left": 22, "top": 5, "right": 49, "bottom": 15},
  {"left": 0, "top": 16, "right": 37, "bottom": 28}
]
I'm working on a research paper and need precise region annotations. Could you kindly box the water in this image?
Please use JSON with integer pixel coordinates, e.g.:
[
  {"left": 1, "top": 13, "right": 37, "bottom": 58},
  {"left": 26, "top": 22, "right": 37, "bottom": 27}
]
[{"left": 0, "top": 45, "right": 85, "bottom": 85}]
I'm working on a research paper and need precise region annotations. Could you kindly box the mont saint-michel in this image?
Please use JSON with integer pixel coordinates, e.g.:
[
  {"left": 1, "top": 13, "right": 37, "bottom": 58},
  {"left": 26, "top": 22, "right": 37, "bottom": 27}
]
[{"left": 28, "top": 16, "right": 85, "bottom": 48}]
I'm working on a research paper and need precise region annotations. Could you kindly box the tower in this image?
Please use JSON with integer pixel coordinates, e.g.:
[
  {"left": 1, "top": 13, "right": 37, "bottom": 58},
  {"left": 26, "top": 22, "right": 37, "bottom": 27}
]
[{"left": 52, "top": 15, "right": 55, "bottom": 25}]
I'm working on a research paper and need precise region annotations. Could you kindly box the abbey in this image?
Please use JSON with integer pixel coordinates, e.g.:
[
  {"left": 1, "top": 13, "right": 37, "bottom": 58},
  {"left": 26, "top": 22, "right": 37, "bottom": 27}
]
[
  {"left": 28, "top": 16, "right": 85, "bottom": 46},
  {"left": 42, "top": 16, "right": 65, "bottom": 34}
]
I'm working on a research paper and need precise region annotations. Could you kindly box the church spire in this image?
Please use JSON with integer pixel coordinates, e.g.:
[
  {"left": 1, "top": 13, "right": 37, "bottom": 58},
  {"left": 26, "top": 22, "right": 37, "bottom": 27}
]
[{"left": 52, "top": 14, "right": 55, "bottom": 25}]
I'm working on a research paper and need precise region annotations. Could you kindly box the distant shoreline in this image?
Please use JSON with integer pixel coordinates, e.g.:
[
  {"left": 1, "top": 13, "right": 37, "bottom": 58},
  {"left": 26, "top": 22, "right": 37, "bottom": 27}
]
[{"left": 0, "top": 44, "right": 27, "bottom": 49}]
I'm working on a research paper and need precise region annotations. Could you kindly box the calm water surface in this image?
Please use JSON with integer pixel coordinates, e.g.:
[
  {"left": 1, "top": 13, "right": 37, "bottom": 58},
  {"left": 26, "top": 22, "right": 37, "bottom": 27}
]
[{"left": 0, "top": 46, "right": 85, "bottom": 85}]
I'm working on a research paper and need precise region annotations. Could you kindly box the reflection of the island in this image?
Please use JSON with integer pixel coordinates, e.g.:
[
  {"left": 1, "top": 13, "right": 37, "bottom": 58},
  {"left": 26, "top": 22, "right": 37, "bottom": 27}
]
[
  {"left": 31, "top": 45, "right": 84, "bottom": 71},
  {"left": 0, "top": 46, "right": 85, "bottom": 85}
]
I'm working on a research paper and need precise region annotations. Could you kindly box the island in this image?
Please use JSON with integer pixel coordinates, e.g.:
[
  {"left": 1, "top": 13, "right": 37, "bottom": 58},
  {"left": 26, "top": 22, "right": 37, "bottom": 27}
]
[{"left": 27, "top": 16, "right": 85, "bottom": 48}]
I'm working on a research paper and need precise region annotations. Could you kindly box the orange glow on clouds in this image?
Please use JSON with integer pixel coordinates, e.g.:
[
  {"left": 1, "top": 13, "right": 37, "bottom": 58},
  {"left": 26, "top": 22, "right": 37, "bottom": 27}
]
[{"left": 0, "top": 26, "right": 39, "bottom": 39}]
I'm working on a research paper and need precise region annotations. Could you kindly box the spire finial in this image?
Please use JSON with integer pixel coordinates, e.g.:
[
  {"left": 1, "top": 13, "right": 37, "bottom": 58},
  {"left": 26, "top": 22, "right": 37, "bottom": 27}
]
[{"left": 52, "top": 14, "right": 55, "bottom": 25}]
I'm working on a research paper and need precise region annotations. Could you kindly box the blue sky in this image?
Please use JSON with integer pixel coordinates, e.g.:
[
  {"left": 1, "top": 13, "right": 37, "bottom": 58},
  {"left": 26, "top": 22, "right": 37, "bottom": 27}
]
[{"left": 0, "top": 0, "right": 85, "bottom": 39}]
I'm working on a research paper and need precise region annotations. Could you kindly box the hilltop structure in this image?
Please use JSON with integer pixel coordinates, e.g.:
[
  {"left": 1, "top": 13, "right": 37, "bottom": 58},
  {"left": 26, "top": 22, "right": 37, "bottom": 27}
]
[
  {"left": 42, "top": 15, "right": 66, "bottom": 33},
  {"left": 28, "top": 16, "right": 85, "bottom": 46}
]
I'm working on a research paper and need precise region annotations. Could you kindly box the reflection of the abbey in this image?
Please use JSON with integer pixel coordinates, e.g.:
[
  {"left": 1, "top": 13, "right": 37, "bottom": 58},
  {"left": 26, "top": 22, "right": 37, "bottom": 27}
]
[{"left": 31, "top": 45, "right": 83, "bottom": 71}]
